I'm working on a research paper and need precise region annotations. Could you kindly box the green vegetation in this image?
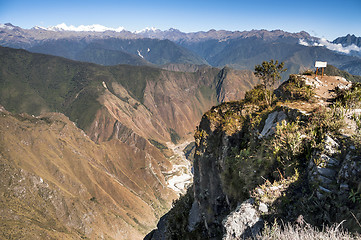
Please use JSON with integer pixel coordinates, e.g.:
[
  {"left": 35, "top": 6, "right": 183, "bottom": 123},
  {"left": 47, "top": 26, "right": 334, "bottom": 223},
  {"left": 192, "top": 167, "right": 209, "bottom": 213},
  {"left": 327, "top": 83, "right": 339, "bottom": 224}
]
[
  {"left": 149, "top": 139, "right": 168, "bottom": 150},
  {"left": 278, "top": 74, "right": 315, "bottom": 101},
  {"left": 169, "top": 128, "right": 181, "bottom": 144},
  {"left": 192, "top": 66, "right": 361, "bottom": 239},
  {"left": 108, "top": 64, "right": 162, "bottom": 103},
  {"left": 166, "top": 186, "right": 205, "bottom": 240},
  {"left": 244, "top": 84, "right": 266, "bottom": 105},
  {"left": 324, "top": 65, "right": 361, "bottom": 83},
  {"left": 254, "top": 60, "right": 287, "bottom": 106},
  {"left": 0, "top": 47, "right": 104, "bottom": 130},
  {"left": 335, "top": 82, "right": 361, "bottom": 108},
  {"left": 65, "top": 86, "right": 103, "bottom": 130}
]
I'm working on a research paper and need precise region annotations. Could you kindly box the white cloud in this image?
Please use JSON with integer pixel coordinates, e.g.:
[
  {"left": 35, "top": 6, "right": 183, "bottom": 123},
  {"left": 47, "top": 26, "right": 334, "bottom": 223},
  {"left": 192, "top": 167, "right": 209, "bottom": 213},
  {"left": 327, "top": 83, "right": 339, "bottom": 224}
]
[
  {"left": 298, "top": 39, "right": 310, "bottom": 46},
  {"left": 42, "top": 23, "right": 125, "bottom": 32},
  {"left": 299, "top": 38, "right": 361, "bottom": 54},
  {"left": 318, "top": 38, "right": 361, "bottom": 54},
  {"left": 135, "top": 27, "right": 159, "bottom": 34}
]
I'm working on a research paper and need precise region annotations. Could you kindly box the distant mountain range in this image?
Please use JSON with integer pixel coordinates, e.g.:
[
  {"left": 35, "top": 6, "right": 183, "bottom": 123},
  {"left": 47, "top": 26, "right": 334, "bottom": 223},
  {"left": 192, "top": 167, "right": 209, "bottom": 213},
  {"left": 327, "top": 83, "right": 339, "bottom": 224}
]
[
  {"left": 1, "top": 23, "right": 361, "bottom": 76},
  {"left": 333, "top": 34, "right": 361, "bottom": 47}
]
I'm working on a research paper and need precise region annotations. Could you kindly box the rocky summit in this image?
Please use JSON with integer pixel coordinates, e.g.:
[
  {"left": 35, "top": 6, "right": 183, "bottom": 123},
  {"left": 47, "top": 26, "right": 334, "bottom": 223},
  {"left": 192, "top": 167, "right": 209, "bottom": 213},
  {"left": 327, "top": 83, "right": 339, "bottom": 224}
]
[{"left": 147, "top": 71, "right": 361, "bottom": 239}]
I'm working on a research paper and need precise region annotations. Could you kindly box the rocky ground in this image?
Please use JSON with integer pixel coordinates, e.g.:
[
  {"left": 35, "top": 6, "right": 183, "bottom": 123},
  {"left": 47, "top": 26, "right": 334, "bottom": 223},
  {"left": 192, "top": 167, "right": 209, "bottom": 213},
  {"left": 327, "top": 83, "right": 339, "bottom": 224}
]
[
  {"left": 147, "top": 72, "right": 361, "bottom": 239},
  {"left": 164, "top": 141, "right": 193, "bottom": 195}
]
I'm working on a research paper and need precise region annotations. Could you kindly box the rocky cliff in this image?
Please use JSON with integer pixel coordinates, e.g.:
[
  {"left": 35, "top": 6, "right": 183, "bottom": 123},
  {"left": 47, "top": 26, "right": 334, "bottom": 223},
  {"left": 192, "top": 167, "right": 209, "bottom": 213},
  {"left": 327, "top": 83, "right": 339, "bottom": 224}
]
[{"left": 147, "top": 73, "right": 361, "bottom": 239}]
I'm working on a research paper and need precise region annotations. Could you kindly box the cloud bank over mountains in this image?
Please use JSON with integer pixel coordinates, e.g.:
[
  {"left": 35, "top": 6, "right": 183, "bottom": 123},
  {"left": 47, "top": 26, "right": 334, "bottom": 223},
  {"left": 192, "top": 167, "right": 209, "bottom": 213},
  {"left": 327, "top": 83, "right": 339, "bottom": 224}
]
[
  {"left": 34, "top": 23, "right": 126, "bottom": 32},
  {"left": 299, "top": 38, "right": 361, "bottom": 54}
]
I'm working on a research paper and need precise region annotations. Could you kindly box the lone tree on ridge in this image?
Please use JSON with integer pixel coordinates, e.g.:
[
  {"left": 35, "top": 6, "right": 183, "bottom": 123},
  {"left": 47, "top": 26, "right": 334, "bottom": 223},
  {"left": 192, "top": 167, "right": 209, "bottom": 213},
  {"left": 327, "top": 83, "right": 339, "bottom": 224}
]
[{"left": 254, "top": 59, "right": 287, "bottom": 106}]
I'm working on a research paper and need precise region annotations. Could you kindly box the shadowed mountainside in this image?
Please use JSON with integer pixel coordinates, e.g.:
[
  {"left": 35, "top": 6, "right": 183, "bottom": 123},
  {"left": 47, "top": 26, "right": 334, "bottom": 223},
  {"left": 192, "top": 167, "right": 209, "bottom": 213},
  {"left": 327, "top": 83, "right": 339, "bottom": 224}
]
[
  {"left": 0, "top": 46, "right": 259, "bottom": 143},
  {"left": 0, "top": 46, "right": 260, "bottom": 239}
]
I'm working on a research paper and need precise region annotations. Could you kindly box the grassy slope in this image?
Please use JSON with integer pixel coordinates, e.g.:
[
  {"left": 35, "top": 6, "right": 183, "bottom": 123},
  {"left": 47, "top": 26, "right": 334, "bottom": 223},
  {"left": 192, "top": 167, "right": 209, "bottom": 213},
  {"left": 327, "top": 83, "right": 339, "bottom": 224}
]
[
  {"left": 0, "top": 46, "right": 254, "bottom": 143},
  {"left": 0, "top": 47, "right": 165, "bottom": 131},
  {"left": 324, "top": 64, "right": 361, "bottom": 82},
  {"left": 0, "top": 109, "right": 174, "bottom": 240}
]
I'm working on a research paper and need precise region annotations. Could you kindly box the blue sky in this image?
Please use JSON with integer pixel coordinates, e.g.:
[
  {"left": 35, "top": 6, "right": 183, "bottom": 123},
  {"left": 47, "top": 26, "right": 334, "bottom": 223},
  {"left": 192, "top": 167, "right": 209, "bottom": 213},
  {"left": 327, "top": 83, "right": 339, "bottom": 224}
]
[{"left": 0, "top": 0, "right": 360, "bottom": 40}]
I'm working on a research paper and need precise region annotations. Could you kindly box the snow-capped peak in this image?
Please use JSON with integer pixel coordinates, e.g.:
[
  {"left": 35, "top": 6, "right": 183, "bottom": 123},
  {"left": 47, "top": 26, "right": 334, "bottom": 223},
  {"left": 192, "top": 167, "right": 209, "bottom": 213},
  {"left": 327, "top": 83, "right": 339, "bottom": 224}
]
[
  {"left": 38, "top": 23, "right": 125, "bottom": 32},
  {"left": 0, "top": 23, "right": 15, "bottom": 30},
  {"left": 33, "top": 26, "right": 47, "bottom": 30},
  {"left": 135, "top": 27, "right": 159, "bottom": 34}
]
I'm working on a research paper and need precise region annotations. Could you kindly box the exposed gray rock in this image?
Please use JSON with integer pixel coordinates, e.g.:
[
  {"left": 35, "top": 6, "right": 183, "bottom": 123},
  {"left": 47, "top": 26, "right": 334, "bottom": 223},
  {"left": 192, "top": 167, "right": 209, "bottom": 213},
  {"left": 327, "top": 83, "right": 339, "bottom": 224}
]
[
  {"left": 319, "top": 154, "right": 339, "bottom": 167},
  {"left": 144, "top": 214, "right": 168, "bottom": 240},
  {"left": 338, "top": 153, "right": 361, "bottom": 192},
  {"left": 319, "top": 185, "right": 332, "bottom": 193},
  {"left": 188, "top": 201, "right": 201, "bottom": 231},
  {"left": 259, "top": 111, "right": 287, "bottom": 138},
  {"left": 324, "top": 135, "right": 339, "bottom": 155},
  {"left": 222, "top": 199, "right": 263, "bottom": 240},
  {"left": 258, "top": 202, "right": 268, "bottom": 213},
  {"left": 317, "top": 166, "right": 336, "bottom": 178},
  {"left": 317, "top": 174, "right": 333, "bottom": 185},
  {"left": 340, "top": 183, "right": 349, "bottom": 192},
  {"left": 308, "top": 135, "right": 341, "bottom": 200}
]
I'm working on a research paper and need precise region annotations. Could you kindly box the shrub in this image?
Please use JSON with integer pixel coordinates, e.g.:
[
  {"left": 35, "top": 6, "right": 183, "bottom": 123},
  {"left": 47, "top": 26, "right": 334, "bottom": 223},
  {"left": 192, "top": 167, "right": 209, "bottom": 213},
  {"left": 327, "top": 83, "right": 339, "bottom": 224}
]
[
  {"left": 244, "top": 84, "right": 267, "bottom": 105},
  {"left": 335, "top": 82, "right": 361, "bottom": 109},
  {"left": 278, "top": 74, "right": 315, "bottom": 101},
  {"left": 272, "top": 119, "right": 303, "bottom": 177},
  {"left": 302, "top": 69, "right": 314, "bottom": 76}
]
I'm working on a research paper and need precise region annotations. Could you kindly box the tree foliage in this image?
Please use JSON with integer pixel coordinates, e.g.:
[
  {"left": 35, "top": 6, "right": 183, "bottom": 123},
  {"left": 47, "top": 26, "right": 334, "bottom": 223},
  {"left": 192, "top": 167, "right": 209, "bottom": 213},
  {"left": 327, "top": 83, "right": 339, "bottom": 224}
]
[{"left": 254, "top": 60, "right": 287, "bottom": 106}]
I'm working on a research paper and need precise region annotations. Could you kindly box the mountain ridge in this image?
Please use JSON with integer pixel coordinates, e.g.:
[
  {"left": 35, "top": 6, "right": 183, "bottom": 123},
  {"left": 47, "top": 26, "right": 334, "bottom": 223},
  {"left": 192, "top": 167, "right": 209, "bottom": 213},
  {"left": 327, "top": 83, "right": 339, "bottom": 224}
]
[{"left": 2, "top": 23, "right": 360, "bottom": 76}]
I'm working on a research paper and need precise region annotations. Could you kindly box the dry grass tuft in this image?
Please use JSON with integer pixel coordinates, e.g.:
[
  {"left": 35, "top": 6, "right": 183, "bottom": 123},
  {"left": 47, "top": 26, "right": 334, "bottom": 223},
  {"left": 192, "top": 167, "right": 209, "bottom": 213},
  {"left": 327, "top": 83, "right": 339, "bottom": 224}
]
[{"left": 254, "top": 221, "right": 360, "bottom": 240}]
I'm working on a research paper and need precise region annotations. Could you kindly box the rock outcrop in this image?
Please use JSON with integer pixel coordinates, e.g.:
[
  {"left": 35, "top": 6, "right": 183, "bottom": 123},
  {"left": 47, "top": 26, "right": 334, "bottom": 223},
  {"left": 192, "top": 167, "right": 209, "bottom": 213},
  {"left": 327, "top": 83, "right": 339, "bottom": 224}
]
[{"left": 147, "top": 74, "right": 361, "bottom": 239}]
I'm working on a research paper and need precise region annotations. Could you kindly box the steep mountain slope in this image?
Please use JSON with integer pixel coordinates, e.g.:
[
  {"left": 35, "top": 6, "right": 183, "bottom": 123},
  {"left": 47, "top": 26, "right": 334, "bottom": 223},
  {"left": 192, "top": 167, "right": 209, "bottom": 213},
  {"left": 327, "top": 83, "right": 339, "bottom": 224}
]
[
  {"left": 324, "top": 65, "right": 361, "bottom": 82},
  {"left": 147, "top": 73, "right": 361, "bottom": 239},
  {"left": 179, "top": 36, "right": 361, "bottom": 76},
  {"left": 333, "top": 34, "right": 361, "bottom": 47},
  {"left": 0, "top": 46, "right": 258, "bottom": 143},
  {"left": 27, "top": 39, "right": 151, "bottom": 66},
  {"left": 26, "top": 38, "right": 207, "bottom": 66},
  {"left": 0, "top": 46, "right": 260, "bottom": 238},
  {"left": 339, "top": 59, "right": 361, "bottom": 76},
  {"left": 0, "top": 108, "right": 175, "bottom": 240}
]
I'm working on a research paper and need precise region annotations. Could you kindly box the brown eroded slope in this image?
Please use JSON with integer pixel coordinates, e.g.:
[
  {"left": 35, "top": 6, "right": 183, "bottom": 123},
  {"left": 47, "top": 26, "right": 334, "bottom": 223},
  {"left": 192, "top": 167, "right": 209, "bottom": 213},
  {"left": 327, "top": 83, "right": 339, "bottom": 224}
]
[
  {"left": 0, "top": 107, "right": 176, "bottom": 240},
  {"left": 87, "top": 66, "right": 259, "bottom": 145},
  {"left": 0, "top": 47, "right": 262, "bottom": 238}
]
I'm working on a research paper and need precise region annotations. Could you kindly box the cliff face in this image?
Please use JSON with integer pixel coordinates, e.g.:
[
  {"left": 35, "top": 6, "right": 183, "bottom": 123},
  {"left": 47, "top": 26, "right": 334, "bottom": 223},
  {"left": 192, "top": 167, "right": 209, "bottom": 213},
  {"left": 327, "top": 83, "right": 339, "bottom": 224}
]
[
  {"left": 191, "top": 104, "right": 305, "bottom": 238},
  {"left": 148, "top": 74, "right": 361, "bottom": 239}
]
